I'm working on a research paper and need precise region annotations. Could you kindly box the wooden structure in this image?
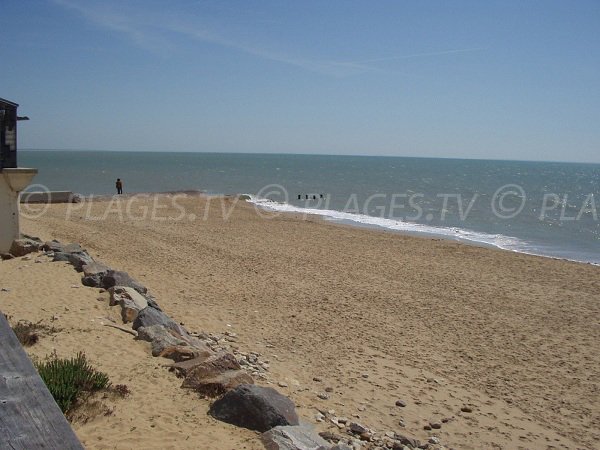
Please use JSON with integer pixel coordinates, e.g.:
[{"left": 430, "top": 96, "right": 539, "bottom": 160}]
[{"left": 0, "top": 313, "right": 84, "bottom": 449}]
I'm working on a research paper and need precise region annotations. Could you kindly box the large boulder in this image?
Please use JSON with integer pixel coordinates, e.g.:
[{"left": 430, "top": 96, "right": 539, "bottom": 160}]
[
  {"left": 81, "top": 262, "right": 110, "bottom": 287},
  {"left": 262, "top": 424, "right": 331, "bottom": 450},
  {"left": 136, "top": 325, "right": 189, "bottom": 356},
  {"left": 109, "top": 286, "right": 148, "bottom": 323},
  {"left": 10, "top": 238, "right": 42, "bottom": 257},
  {"left": 136, "top": 323, "right": 212, "bottom": 362},
  {"left": 158, "top": 345, "right": 213, "bottom": 363},
  {"left": 209, "top": 384, "right": 299, "bottom": 432},
  {"left": 182, "top": 352, "right": 241, "bottom": 388},
  {"left": 68, "top": 252, "right": 94, "bottom": 271},
  {"left": 101, "top": 270, "right": 147, "bottom": 294},
  {"left": 132, "top": 307, "right": 187, "bottom": 336},
  {"left": 83, "top": 262, "right": 110, "bottom": 277},
  {"left": 42, "top": 240, "right": 64, "bottom": 253},
  {"left": 188, "top": 370, "right": 253, "bottom": 397},
  {"left": 53, "top": 249, "right": 94, "bottom": 271},
  {"left": 170, "top": 355, "right": 216, "bottom": 378}
]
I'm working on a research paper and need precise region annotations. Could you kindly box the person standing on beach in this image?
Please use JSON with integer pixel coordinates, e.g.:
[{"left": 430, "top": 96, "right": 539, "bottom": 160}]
[{"left": 116, "top": 178, "right": 123, "bottom": 195}]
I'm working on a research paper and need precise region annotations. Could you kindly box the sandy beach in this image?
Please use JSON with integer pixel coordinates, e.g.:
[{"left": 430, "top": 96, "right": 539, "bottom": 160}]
[{"left": 1, "top": 193, "right": 598, "bottom": 450}]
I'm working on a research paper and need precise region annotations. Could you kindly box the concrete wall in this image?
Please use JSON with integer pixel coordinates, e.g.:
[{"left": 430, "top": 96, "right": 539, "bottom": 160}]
[{"left": 0, "top": 175, "right": 20, "bottom": 253}]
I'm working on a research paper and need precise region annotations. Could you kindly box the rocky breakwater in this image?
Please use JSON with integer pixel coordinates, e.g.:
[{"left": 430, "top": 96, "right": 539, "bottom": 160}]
[{"left": 9, "top": 237, "right": 350, "bottom": 450}]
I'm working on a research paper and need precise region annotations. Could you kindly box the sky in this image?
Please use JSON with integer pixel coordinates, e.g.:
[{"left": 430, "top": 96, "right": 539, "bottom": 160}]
[{"left": 1, "top": 0, "right": 599, "bottom": 163}]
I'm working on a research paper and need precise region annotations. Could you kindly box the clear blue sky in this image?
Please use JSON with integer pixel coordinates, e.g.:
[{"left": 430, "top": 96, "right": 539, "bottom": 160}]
[{"left": 2, "top": 0, "right": 599, "bottom": 162}]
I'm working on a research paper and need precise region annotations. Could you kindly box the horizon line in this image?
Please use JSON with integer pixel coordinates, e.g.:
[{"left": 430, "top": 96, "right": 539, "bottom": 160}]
[{"left": 19, "top": 148, "right": 600, "bottom": 166}]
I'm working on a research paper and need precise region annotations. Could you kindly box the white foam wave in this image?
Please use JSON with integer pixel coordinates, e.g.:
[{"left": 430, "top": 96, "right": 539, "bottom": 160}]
[{"left": 247, "top": 196, "right": 525, "bottom": 252}]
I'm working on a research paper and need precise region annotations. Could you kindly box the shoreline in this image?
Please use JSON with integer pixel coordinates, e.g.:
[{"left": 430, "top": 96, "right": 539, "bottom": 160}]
[{"left": 61, "top": 190, "right": 599, "bottom": 267}]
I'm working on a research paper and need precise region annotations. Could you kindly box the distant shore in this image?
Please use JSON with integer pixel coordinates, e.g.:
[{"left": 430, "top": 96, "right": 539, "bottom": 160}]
[{"left": 8, "top": 193, "right": 600, "bottom": 449}]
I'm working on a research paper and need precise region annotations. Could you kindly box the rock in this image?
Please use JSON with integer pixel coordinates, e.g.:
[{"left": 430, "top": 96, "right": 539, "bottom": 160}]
[
  {"left": 188, "top": 370, "right": 253, "bottom": 397},
  {"left": 209, "top": 384, "right": 299, "bottom": 432},
  {"left": 63, "top": 243, "right": 83, "bottom": 253},
  {"left": 261, "top": 424, "right": 330, "bottom": 450},
  {"left": 349, "top": 422, "right": 368, "bottom": 434},
  {"left": 1, "top": 253, "right": 14, "bottom": 260},
  {"left": 278, "top": 381, "right": 289, "bottom": 388},
  {"left": 159, "top": 345, "right": 212, "bottom": 363},
  {"left": 429, "top": 437, "right": 440, "bottom": 445},
  {"left": 318, "top": 431, "right": 340, "bottom": 443},
  {"left": 10, "top": 238, "right": 42, "bottom": 257},
  {"left": 82, "top": 274, "right": 103, "bottom": 287},
  {"left": 52, "top": 252, "right": 71, "bottom": 263},
  {"left": 460, "top": 406, "right": 473, "bottom": 413},
  {"left": 317, "top": 393, "right": 329, "bottom": 400},
  {"left": 101, "top": 270, "right": 147, "bottom": 294},
  {"left": 395, "top": 400, "right": 407, "bottom": 407},
  {"left": 182, "top": 352, "right": 241, "bottom": 388},
  {"left": 52, "top": 249, "right": 94, "bottom": 271},
  {"left": 136, "top": 325, "right": 188, "bottom": 355},
  {"left": 110, "top": 286, "right": 149, "bottom": 323},
  {"left": 83, "top": 262, "right": 110, "bottom": 278},
  {"left": 67, "top": 251, "right": 94, "bottom": 271},
  {"left": 395, "top": 435, "right": 420, "bottom": 448},
  {"left": 430, "top": 422, "right": 442, "bottom": 430},
  {"left": 132, "top": 307, "right": 187, "bottom": 336},
  {"left": 144, "top": 294, "right": 163, "bottom": 311},
  {"left": 170, "top": 354, "right": 217, "bottom": 378},
  {"left": 42, "top": 240, "right": 64, "bottom": 253}
]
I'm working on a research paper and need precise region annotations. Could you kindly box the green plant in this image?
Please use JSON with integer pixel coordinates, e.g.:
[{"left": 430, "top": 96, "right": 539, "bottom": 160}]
[{"left": 35, "top": 352, "right": 111, "bottom": 414}]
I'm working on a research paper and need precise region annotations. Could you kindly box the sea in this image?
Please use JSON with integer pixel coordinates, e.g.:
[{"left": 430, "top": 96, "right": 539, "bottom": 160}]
[{"left": 20, "top": 150, "right": 600, "bottom": 265}]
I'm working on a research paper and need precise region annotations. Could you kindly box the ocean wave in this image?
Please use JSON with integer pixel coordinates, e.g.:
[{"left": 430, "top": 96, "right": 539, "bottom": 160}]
[{"left": 247, "top": 195, "right": 526, "bottom": 252}]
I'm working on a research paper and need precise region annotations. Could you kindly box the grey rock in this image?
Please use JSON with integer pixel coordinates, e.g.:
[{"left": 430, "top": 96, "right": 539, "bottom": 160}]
[
  {"left": 209, "top": 384, "right": 299, "bottom": 432},
  {"left": 42, "top": 240, "right": 64, "bottom": 253},
  {"left": 10, "top": 238, "right": 42, "bottom": 257},
  {"left": 52, "top": 252, "right": 71, "bottom": 263},
  {"left": 170, "top": 354, "right": 217, "bottom": 378},
  {"left": 395, "top": 400, "right": 407, "bottom": 408},
  {"left": 101, "top": 270, "right": 147, "bottom": 294},
  {"left": 63, "top": 243, "right": 83, "bottom": 253},
  {"left": 262, "top": 424, "right": 330, "bottom": 450},
  {"left": 83, "top": 262, "right": 110, "bottom": 277},
  {"left": 110, "top": 286, "right": 149, "bottom": 322},
  {"left": 82, "top": 274, "right": 103, "bottom": 287},
  {"left": 67, "top": 251, "right": 94, "bottom": 271},
  {"left": 1, "top": 253, "right": 14, "bottom": 260},
  {"left": 132, "top": 307, "right": 187, "bottom": 336},
  {"left": 185, "top": 369, "right": 253, "bottom": 397},
  {"left": 181, "top": 352, "right": 241, "bottom": 387},
  {"left": 349, "top": 423, "right": 368, "bottom": 434},
  {"left": 136, "top": 325, "right": 188, "bottom": 356},
  {"left": 394, "top": 435, "right": 420, "bottom": 448}
]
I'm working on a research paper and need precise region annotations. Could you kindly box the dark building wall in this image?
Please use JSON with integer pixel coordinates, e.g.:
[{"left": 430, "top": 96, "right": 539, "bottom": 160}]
[{"left": 0, "top": 101, "right": 18, "bottom": 169}]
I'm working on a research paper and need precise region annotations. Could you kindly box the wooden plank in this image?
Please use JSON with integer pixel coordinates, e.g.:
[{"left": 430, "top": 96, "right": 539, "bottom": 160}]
[{"left": 0, "top": 312, "right": 84, "bottom": 450}]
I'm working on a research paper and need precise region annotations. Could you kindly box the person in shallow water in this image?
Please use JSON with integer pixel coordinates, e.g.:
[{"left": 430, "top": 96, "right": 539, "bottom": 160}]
[{"left": 116, "top": 178, "right": 123, "bottom": 195}]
